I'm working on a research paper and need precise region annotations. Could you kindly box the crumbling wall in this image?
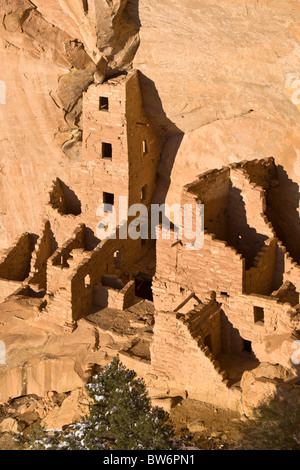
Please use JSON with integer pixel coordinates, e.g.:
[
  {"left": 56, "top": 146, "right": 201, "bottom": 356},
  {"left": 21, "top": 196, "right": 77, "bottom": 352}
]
[
  {"left": 48, "top": 179, "right": 81, "bottom": 217},
  {"left": 221, "top": 292, "right": 297, "bottom": 362},
  {"left": 93, "top": 280, "right": 135, "bottom": 310},
  {"left": 283, "top": 248, "right": 300, "bottom": 293},
  {"left": 29, "top": 221, "right": 57, "bottom": 290},
  {"left": 183, "top": 167, "right": 230, "bottom": 241},
  {"left": 240, "top": 158, "right": 276, "bottom": 191},
  {"left": 185, "top": 302, "right": 222, "bottom": 357},
  {"left": 229, "top": 167, "right": 273, "bottom": 238},
  {"left": 245, "top": 238, "right": 277, "bottom": 295},
  {"left": 227, "top": 170, "right": 270, "bottom": 268},
  {"left": 44, "top": 222, "right": 150, "bottom": 326},
  {"left": 0, "top": 233, "right": 35, "bottom": 282},
  {"left": 153, "top": 230, "right": 245, "bottom": 312},
  {"left": 48, "top": 179, "right": 68, "bottom": 215},
  {"left": 220, "top": 311, "right": 244, "bottom": 355},
  {"left": 272, "top": 281, "right": 299, "bottom": 307},
  {"left": 49, "top": 225, "right": 85, "bottom": 270},
  {"left": 43, "top": 225, "right": 88, "bottom": 327},
  {"left": 265, "top": 164, "right": 300, "bottom": 264}
]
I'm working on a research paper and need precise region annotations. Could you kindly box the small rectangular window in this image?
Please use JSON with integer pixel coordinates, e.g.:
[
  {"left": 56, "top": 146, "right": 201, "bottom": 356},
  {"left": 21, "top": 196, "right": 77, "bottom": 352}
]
[
  {"left": 254, "top": 306, "right": 264, "bottom": 324},
  {"left": 102, "top": 142, "right": 112, "bottom": 159},
  {"left": 99, "top": 96, "right": 109, "bottom": 111},
  {"left": 220, "top": 291, "right": 229, "bottom": 297},
  {"left": 103, "top": 192, "right": 114, "bottom": 212}
]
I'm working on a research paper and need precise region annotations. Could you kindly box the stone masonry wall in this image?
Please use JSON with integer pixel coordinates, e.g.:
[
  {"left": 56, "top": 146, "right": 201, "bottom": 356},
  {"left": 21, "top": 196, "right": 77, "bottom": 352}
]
[
  {"left": 283, "top": 247, "right": 300, "bottom": 293},
  {"left": 245, "top": 238, "right": 277, "bottom": 295},
  {"left": 29, "top": 220, "right": 57, "bottom": 290},
  {"left": 93, "top": 280, "right": 135, "bottom": 310},
  {"left": 183, "top": 167, "right": 230, "bottom": 241},
  {"left": 150, "top": 311, "right": 241, "bottom": 411},
  {"left": 220, "top": 292, "right": 297, "bottom": 362},
  {"left": 229, "top": 167, "right": 274, "bottom": 239},
  {"left": 81, "top": 70, "right": 163, "bottom": 235},
  {"left": 44, "top": 222, "right": 154, "bottom": 327},
  {"left": 82, "top": 76, "right": 129, "bottom": 227},
  {"left": 0, "top": 233, "right": 35, "bottom": 282},
  {"left": 41, "top": 225, "right": 87, "bottom": 327},
  {"left": 153, "top": 228, "right": 245, "bottom": 312},
  {"left": 48, "top": 178, "right": 68, "bottom": 215},
  {"left": 185, "top": 302, "right": 222, "bottom": 357}
]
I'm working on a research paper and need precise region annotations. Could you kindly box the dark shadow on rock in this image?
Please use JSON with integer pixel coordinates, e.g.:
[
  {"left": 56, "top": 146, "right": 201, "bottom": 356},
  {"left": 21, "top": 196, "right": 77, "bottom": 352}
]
[
  {"left": 227, "top": 184, "right": 268, "bottom": 270},
  {"left": 85, "top": 227, "right": 101, "bottom": 251},
  {"left": 125, "top": 0, "right": 141, "bottom": 29},
  {"left": 151, "top": 133, "right": 184, "bottom": 205},
  {"left": 59, "top": 180, "right": 82, "bottom": 216},
  {"left": 138, "top": 73, "right": 184, "bottom": 205},
  {"left": 138, "top": 72, "right": 183, "bottom": 136},
  {"left": 266, "top": 164, "right": 300, "bottom": 264}
]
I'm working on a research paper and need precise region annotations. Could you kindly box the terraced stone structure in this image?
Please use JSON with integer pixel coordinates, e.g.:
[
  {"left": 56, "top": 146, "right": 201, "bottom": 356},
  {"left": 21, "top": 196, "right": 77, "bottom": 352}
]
[{"left": 0, "top": 72, "right": 300, "bottom": 416}]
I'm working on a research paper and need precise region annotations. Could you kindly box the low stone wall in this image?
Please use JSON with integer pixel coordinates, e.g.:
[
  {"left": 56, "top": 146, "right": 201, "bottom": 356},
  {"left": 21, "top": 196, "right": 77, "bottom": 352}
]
[{"left": 93, "top": 280, "right": 135, "bottom": 310}]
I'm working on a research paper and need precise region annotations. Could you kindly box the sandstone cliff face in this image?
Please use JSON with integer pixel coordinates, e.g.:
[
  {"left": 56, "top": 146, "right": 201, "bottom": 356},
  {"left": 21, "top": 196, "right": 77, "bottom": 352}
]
[
  {"left": 1, "top": 0, "right": 300, "bottom": 247},
  {"left": 0, "top": 0, "right": 138, "bottom": 249},
  {"left": 134, "top": 0, "right": 300, "bottom": 208},
  {"left": 136, "top": 0, "right": 300, "bottom": 131}
]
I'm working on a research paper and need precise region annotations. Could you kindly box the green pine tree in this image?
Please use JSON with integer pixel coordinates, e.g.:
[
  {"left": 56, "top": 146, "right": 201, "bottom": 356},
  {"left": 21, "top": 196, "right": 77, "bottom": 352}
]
[{"left": 15, "top": 356, "right": 180, "bottom": 451}]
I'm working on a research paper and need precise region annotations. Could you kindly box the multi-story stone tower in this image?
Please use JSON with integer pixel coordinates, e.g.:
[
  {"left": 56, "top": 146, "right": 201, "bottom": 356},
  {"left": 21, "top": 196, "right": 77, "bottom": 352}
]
[{"left": 81, "top": 70, "right": 163, "bottom": 237}]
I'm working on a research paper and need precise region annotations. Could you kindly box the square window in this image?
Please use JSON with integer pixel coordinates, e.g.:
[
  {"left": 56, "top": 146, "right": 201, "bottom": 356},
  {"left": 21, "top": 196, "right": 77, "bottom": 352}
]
[
  {"left": 99, "top": 96, "right": 109, "bottom": 111},
  {"left": 254, "top": 306, "right": 264, "bottom": 324},
  {"left": 102, "top": 142, "right": 112, "bottom": 159}
]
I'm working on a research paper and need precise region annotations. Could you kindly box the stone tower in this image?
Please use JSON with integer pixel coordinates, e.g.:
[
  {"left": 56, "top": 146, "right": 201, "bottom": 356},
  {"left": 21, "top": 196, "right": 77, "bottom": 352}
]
[{"left": 82, "top": 70, "right": 163, "bottom": 237}]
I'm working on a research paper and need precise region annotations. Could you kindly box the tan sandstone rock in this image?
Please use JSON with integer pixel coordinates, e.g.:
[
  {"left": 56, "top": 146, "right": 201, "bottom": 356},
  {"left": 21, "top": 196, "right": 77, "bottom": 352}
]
[{"left": 0, "top": 418, "right": 18, "bottom": 434}]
